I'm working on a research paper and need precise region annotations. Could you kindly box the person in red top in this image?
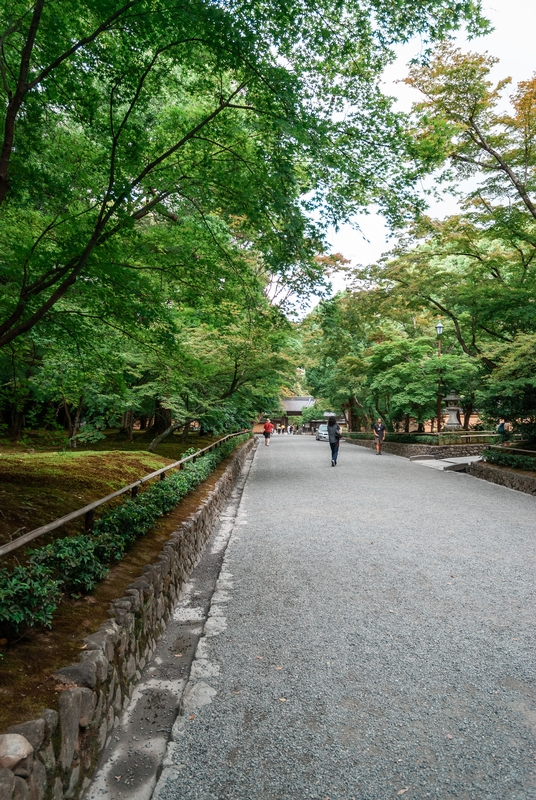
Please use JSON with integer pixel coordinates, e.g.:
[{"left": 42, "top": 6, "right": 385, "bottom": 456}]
[{"left": 263, "top": 419, "right": 274, "bottom": 446}]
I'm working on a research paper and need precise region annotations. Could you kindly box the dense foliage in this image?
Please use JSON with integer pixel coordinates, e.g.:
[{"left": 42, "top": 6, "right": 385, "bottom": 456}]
[
  {"left": 0, "top": 0, "right": 487, "bottom": 443},
  {"left": 302, "top": 47, "right": 536, "bottom": 441},
  {"left": 0, "top": 433, "right": 249, "bottom": 639},
  {"left": 482, "top": 448, "right": 536, "bottom": 472}
]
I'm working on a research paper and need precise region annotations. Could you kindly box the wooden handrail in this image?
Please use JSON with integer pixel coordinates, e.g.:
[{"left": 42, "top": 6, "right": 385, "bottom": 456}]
[
  {"left": 0, "top": 431, "right": 250, "bottom": 558},
  {"left": 487, "top": 443, "right": 536, "bottom": 456}
]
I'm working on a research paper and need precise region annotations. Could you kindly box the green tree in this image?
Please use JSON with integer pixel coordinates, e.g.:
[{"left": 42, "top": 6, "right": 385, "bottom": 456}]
[{"left": 0, "top": 0, "right": 488, "bottom": 348}]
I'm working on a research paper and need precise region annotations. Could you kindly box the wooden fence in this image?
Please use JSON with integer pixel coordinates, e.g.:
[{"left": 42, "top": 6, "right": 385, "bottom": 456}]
[{"left": 0, "top": 431, "right": 250, "bottom": 558}]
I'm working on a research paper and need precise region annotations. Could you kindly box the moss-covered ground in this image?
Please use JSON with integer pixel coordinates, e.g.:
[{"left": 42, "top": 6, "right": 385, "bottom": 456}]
[{"left": 0, "top": 429, "right": 220, "bottom": 557}]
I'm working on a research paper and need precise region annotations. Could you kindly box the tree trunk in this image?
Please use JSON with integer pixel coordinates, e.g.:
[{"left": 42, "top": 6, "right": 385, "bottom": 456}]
[
  {"left": 120, "top": 410, "right": 134, "bottom": 439},
  {"left": 181, "top": 422, "right": 190, "bottom": 441},
  {"left": 148, "top": 401, "right": 171, "bottom": 435},
  {"left": 463, "top": 403, "right": 473, "bottom": 430},
  {"left": 404, "top": 414, "right": 410, "bottom": 433},
  {"left": 148, "top": 421, "right": 184, "bottom": 452},
  {"left": 62, "top": 395, "right": 73, "bottom": 438},
  {"left": 139, "top": 415, "right": 147, "bottom": 431},
  {"left": 70, "top": 396, "right": 84, "bottom": 447},
  {"left": 11, "top": 409, "right": 25, "bottom": 441},
  {"left": 417, "top": 422, "right": 425, "bottom": 433}
]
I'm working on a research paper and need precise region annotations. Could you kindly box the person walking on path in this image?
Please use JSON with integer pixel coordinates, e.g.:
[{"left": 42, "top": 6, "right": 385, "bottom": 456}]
[
  {"left": 373, "top": 417, "right": 386, "bottom": 454},
  {"left": 263, "top": 419, "right": 274, "bottom": 446},
  {"left": 327, "top": 415, "right": 341, "bottom": 466}
]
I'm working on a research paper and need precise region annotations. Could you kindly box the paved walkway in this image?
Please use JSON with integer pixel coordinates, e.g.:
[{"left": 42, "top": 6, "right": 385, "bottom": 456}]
[{"left": 94, "top": 437, "right": 536, "bottom": 800}]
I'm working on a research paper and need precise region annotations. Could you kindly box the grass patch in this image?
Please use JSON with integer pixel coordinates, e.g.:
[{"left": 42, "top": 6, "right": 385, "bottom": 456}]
[{"left": 0, "top": 430, "right": 221, "bottom": 555}]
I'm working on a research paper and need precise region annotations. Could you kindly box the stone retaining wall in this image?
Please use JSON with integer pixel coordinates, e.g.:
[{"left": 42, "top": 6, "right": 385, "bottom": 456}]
[
  {"left": 468, "top": 461, "right": 536, "bottom": 496},
  {"left": 343, "top": 438, "right": 487, "bottom": 459},
  {"left": 0, "top": 438, "right": 254, "bottom": 800}
]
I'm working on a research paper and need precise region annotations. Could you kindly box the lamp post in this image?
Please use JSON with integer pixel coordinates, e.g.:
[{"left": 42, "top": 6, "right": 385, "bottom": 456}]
[{"left": 435, "top": 321, "right": 444, "bottom": 433}]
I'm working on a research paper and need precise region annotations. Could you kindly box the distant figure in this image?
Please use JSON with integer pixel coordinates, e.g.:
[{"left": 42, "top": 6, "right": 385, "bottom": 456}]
[
  {"left": 289, "top": 424, "right": 294, "bottom": 435},
  {"left": 497, "top": 421, "right": 505, "bottom": 434},
  {"left": 327, "top": 415, "right": 341, "bottom": 466},
  {"left": 373, "top": 417, "right": 386, "bottom": 455},
  {"left": 263, "top": 419, "right": 274, "bottom": 446}
]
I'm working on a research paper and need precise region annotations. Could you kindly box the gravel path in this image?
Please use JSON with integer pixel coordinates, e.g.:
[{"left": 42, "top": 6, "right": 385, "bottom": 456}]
[{"left": 154, "top": 436, "right": 535, "bottom": 800}]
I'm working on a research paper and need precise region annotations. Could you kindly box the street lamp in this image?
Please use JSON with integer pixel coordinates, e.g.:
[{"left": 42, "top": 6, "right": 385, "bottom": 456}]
[{"left": 435, "top": 321, "right": 444, "bottom": 432}]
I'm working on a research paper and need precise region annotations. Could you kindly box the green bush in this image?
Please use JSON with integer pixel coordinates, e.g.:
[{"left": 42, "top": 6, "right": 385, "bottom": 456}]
[
  {"left": 483, "top": 449, "right": 536, "bottom": 472},
  {"left": 30, "top": 537, "right": 109, "bottom": 594},
  {"left": 344, "top": 432, "right": 439, "bottom": 444},
  {"left": 0, "top": 434, "right": 249, "bottom": 639},
  {"left": 387, "top": 434, "right": 438, "bottom": 444},
  {"left": 0, "top": 564, "right": 61, "bottom": 640}
]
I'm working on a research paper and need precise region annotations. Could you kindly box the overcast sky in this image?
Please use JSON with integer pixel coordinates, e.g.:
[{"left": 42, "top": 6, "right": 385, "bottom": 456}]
[{"left": 324, "top": 0, "right": 536, "bottom": 295}]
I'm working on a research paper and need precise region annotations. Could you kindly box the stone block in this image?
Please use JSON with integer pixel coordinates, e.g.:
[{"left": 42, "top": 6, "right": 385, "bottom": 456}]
[
  {"left": 0, "top": 735, "right": 33, "bottom": 770},
  {"left": 0, "top": 767, "right": 15, "bottom": 799},
  {"left": 112, "top": 685, "right": 122, "bottom": 713},
  {"left": 79, "top": 650, "right": 108, "bottom": 682},
  {"left": 78, "top": 689, "right": 96, "bottom": 728},
  {"left": 111, "top": 599, "right": 132, "bottom": 615},
  {"left": 97, "top": 720, "right": 107, "bottom": 753},
  {"left": 36, "top": 743, "right": 55, "bottom": 773},
  {"left": 58, "top": 689, "right": 82, "bottom": 770},
  {"left": 39, "top": 710, "right": 58, "bottom": 738},
  {"left": 117, "top": 631, "right": 128, "bottom": 660},
  {"left": 113, "top": 608, "right": 133, "bottom": 627},
  {"left": 93, "top": 690, "right": 105, "bottom": 727},
  {"left": 106, "top": 706, "right": 114, "bottom": 735},
  {"left": 125, "top": 656, "right": 136, "bottom": 680},
  {"left": 12, "top": 777, "right": 28, "bottom": 800},
  {"left": 28, "top": 759, "right": 46, "bottom": 800},
  {"left": 64, "top": 765, "right": 79, "bottom": 799},
  {"left": 6, "top": 722, "right": 44, "bottom": 754},
  {"left": 13, "top": 754, "right": 33, "bottom": 778},
  {"left": 54, "top": 662, "right": 96, "bottom": 690},
  {"left": 83, "top": 623, "right": 119, "bottom": 661},
  {"left": 124, "top": 588, "right": 141, "bottom": 611}
]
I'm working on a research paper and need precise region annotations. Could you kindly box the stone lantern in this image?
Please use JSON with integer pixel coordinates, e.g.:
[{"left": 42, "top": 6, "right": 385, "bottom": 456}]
[{"left": 443, "top": 391, "right": 463, "bottom": 430}]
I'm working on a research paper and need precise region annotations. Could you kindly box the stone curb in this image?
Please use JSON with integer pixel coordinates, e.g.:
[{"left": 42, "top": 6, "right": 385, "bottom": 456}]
[
  {"left": 468, "top": 461, "right": 536, "bottom": 496},
  {"left": 0, "top": 438, "right": 254, "bottom": 800},
  {"left": 342, "top": 437, "right": 488, "bottom": 459}
]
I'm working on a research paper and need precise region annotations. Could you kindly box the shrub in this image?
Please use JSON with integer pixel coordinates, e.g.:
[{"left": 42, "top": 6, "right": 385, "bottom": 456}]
[
  {"left": 0, "top": 564, "right": 61, "bottom": 640},
  {"left": 344, "top": 432, "right": 439, "bottom": 444},
  {"left": 482, "top": 449, "right": 536, "bottom": 472},
  {"left": 30, "top": 537, "right": 109, "bottom": 594}
]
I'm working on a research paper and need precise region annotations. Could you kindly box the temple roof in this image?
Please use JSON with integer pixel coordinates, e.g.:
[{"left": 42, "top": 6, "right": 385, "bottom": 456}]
[{"left": 280, "top": 396, "right": 316, "bottom": 414}]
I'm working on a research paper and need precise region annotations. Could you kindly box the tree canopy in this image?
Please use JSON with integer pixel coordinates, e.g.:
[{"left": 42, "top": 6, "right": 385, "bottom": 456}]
[
  {"left": 303, "top": 46, "right": 536, "bottom": 440},
  {"left": 0, "top": 0, "right": 492, "bottom": 443}
]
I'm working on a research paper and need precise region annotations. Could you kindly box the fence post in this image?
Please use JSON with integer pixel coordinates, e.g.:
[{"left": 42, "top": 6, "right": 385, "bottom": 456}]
[
  {"left": 160, "top": 472, "right": 166, "bottom": 481},
  {"left": 85, "top": 509, "right": 94, "bottom": 533},
  {"left": 131, "top": 485, "right": 139, "bottom": 498}
]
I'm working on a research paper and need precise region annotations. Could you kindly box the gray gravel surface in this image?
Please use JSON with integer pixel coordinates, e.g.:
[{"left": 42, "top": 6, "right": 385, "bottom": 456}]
[{"left": 154, "top": 436, "right": 535, "bottom": 800}]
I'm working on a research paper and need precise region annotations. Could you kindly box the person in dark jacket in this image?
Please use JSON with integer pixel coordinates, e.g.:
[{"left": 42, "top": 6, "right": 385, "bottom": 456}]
[
  {"left": 373, "top": 417, "right": 386, "bottom": 454},
  {"left": 327, "top": 416, "right": 341, "bottom": 466}
]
